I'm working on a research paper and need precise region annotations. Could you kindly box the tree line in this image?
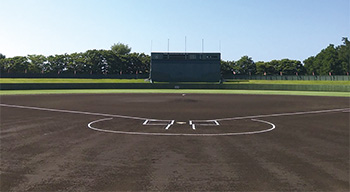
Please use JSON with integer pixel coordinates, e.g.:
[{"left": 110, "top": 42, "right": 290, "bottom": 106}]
[
  {"left": 221, "top": 37, "right": 349, "bottom": 76},
  {"left": 0, "top": 43, "right": 150, "bottom": 75},
  {"left": 1, "top": 38, "right": 349, "bottom": 76}
]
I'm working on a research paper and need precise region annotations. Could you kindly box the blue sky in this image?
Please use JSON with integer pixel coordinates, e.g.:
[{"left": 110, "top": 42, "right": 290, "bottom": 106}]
[{"left": 0, "top": 0, "right": 349, "bottom": 62}]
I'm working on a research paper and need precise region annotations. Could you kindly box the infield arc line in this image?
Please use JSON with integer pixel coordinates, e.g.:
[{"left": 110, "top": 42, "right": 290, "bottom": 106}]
[{"left": 87, "top": 118, "right": 276, "bottom": 136}]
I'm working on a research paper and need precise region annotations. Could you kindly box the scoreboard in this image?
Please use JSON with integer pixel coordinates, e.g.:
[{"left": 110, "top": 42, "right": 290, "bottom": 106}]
[{"left": 150, "top": 52, "right": 221, "bottom": 82}]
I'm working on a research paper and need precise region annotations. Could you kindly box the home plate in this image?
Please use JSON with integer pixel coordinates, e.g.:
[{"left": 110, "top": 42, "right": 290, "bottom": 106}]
[{"left": 176, "top": 121, "right": 187, "bottom": 125}]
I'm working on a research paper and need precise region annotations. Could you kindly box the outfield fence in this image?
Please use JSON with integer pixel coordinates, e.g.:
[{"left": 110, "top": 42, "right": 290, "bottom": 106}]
[
  {"left": 0, "top": 73, "right": 149, "bottom": 79},
  {"left": 1, "top": 83, "right": 349, "bottom": 92},
  {"left": 224, "top": 75, "right": 350, "bottom": 81},
  {"left": 1, "top": 74, "right": 350, "bottom": 81}
]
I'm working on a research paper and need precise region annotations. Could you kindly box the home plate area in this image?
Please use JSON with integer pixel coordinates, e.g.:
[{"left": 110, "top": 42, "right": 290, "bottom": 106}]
[{"left": 88, "top": 117, "right": 274, "bottom": 135}]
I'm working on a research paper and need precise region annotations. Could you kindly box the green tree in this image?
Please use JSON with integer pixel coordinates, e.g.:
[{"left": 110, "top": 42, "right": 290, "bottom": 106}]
[
  {"left": 27, "top": 54, "right": 47, "bottom": 73},
  {"left": 220, "top": 60, "right": 235, "bottom": 75},
  {"left": 5, "top": 56, "right": 29, "bottom": 73},
  {"left": 0, "top": 54, "right": 6, "bottom": 73},
  {"left": 85, "top": 49, "right": 106, "bottom": 74},
  {"left": 279, "top": 59, "right": 305, "bottom": 75},
  {"left": 47, "top": 54, "right": 69, "bottom": 74},
  {"left": 67, "top": 52, "right": 88, "bottom": 74},
  {"left": 138, "top": 53, "right": 150, "bottom": 74},
  {"left": 303, "top": 56, "right": 317, "bottom": 75},
  {"left": 313, "top": 44, "right": 340, "bottom": 75},
  {"left": 101, "top": 50, "right": 123, "bottom": 74},
  {"left": 236, "top": 56, "right": 256, "bottom": 75},
  {"left": 256, "top": 61, "right": 267, "bottom": 75},
  {"left": 111, "top": 43, "right": 131, "bottom": 55},
  {"left": 337, "top": 37, "right": 350, "bottom": 74},
  {"left": 265, "top": 60, "right": 279, "bottom": 75}
]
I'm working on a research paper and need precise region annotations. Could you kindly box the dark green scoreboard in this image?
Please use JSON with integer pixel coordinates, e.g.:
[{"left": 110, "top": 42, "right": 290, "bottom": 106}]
[{"left": 150, "top": 52, "right": 221, "bottom": 82}]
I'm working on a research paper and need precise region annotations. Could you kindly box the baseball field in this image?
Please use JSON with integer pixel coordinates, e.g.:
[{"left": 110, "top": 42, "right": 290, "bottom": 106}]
[{"left": 1, "top": 90, "right": 349, "bottom": 191}]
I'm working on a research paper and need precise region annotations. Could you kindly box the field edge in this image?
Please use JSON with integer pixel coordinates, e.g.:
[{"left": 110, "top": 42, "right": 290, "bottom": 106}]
[{"left": 0, "top": 89, "right": 349, "bottom": 97}]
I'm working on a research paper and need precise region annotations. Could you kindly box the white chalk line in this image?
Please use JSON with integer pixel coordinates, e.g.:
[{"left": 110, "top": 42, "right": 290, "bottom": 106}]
[
  {"left": 165, "top": 120, "right": 175, "bottom": 130},
  {"left": 189, "top": 120, "right": 220, "bottom": 130},
  {"left": 2, "top": 103, "right": 347, "bottom": 123},
  {"left": 211, "top": 108, "right": 350, "bottom": 122},
  {"left": 0, "top": 103, "right": 170, "bottom": 122},
  {"left": 189, "top": 121, "right": 195, "bottom": 130},
  {"left": 142, "top": 119, "right": 175, "bottom": 130},
  {"left": 88, "top": 118, "right": 276, "bottom": 136},
  {"left": 1, "top": 103, "right": 348, "bottom": 136}
]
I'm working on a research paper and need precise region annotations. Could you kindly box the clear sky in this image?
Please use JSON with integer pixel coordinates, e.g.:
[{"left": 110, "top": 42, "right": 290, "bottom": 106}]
[{"left": 0, "top": 0, "right": 349, "bottom": 62}]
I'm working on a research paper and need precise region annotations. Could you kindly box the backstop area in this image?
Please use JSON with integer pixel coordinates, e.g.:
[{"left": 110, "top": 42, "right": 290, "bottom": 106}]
[{"left": 150, "top": 52, "right": 221, "bottom": 82}]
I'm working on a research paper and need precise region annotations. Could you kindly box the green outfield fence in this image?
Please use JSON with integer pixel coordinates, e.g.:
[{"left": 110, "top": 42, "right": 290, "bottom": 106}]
[
  {"left": 1, "top": 73, "right": 350, "bottom": 81},
  {"left": 0, "top": 73, "right": 149, "bottom": 79},
  {"left": 0, "top": 83, "right": 349, "bottom": 92},
  {"left": 224, "top": 75, "right": 350, "bottom": 81}
]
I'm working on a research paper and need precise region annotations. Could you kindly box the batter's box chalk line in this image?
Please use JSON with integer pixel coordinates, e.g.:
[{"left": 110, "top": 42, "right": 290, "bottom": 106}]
[
  {"left": 143, "top": 119, "right": 175, "bottom": 130},
  {"left": 189, "top": 120, "right": 220, "bottom": 130}
]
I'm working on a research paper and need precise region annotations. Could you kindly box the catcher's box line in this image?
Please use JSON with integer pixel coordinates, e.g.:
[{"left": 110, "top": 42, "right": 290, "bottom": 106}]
[
  {"left": 143, "top": 119, "right": 175, "bottom": 129},
  {"left": 189, "top": 120, "right": 220, "bottom": 130}
]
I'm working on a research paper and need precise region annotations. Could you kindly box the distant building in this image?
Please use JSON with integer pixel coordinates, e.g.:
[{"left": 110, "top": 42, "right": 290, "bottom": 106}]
[{"left": 150, "top": 52, "right": 221, "bottom": 82}]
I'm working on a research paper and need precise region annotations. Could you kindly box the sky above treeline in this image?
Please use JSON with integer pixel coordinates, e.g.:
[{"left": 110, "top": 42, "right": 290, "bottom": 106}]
[{"left": 0, "top": 0, "right": 349, "bottom": 62}]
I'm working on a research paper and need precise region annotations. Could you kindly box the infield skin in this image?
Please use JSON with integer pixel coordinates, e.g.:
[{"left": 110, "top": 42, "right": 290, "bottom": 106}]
[{"left": 1, "top": 103, "right": 348, "bottom": 137}]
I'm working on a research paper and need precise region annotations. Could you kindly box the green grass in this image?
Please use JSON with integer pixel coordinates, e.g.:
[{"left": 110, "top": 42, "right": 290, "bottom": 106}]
[
  {"left": 0, "top": 89, "right": 349, "bottom": 97},
  {"left": 224, "top": 80, "right": 350, "bottom": 85},
  {"left": 0, "top": 78, "right": 348, "bottom": 85},
  {"left": 0, "top": 78, "right": 147, "bottom": 83}
]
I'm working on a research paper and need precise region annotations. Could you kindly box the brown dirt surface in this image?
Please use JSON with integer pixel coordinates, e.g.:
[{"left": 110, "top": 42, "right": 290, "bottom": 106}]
[{"left": 1, "top": 93, "right": 349, "bottom": 191}]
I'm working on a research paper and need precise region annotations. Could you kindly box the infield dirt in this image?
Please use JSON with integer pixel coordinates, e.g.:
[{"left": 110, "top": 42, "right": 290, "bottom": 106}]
[{"left": 1, "top": 93, "right": 349, "bottom": 191}]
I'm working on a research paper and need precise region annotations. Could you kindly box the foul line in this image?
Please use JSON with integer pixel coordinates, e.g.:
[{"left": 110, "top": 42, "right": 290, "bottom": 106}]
[
  {"left": 212, "top": 108, "right": 350, "bottom": 122},
  {"left": 2, "top": 103, "right": 347, "bottom": 136},
  {"left": 0, "top": 103, "right": 159, "bottom": 121},
  {"left": 2, "top": 103, "right": 347, "bottom": 123}
]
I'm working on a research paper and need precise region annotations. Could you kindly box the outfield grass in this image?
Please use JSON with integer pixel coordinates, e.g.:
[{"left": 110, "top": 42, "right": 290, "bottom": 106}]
[
  {"left": 0, "top": 89, "right": 349, "bottom": 97},
  {"left": 224, "top": 80, "right": 350, "bottom": 85},
  {"left": 0, "top": 78, "right": 146, "bottom": 83}
]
